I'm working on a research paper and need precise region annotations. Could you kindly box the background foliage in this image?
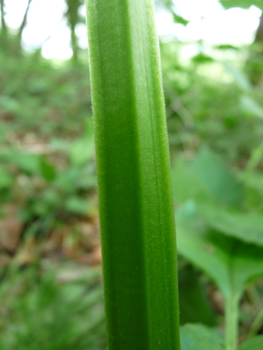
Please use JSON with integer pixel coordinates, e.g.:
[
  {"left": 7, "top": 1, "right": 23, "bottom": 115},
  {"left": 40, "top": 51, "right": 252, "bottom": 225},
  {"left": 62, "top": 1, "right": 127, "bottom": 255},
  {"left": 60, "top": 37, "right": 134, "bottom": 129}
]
[{"left": 1, "top": 0, "right": 263, "bottom": 349}]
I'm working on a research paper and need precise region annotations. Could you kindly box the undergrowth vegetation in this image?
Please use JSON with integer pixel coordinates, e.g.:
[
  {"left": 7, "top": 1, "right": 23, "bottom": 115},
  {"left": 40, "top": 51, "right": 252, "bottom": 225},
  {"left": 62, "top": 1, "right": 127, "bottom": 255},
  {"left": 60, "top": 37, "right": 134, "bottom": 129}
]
[
  {"left": 1, "top": 1, "right": 263, "bottom": 348},
  {"left": 0, "top": 266, "right": 105, "bottom": 350}
]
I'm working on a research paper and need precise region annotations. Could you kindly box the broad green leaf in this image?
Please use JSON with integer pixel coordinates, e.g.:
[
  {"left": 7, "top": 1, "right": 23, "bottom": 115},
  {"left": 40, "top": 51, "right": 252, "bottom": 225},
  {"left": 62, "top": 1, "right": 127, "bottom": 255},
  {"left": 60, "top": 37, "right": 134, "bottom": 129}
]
[
  {"left": 190, "top": 149, "right": 244, "bottom": 206},
  {"left": 198, "top": 204, "right": 263, "bottom": 247},
  {"left": 0, "top": 167, "right": 13, "bottom": 189},
  {"left": 241, "top": 96, "right": 263, "bottom": 119},
  {"left": 39, "top": 157, "right": 57, "bottom": 182},
  {"left": 171, "top": 157, "right": 212, "bottom": 204},
  {"left": 220, "top": 0, "right": 263, "bottom": 10},
  {"left": 180, "top": 324, "right": 224, "bottom": 350},
  {"left": 15, "top": 154, "right": 40, "bottom": 176},
  {"left": 64, "top": 196, "right": 91, "bottom": 216},
  {"left": 177, "top": 203, "right": 263, "bottom": 349},
  {"left": 191, "top": 53, "right": 214, "bottom": 65},
  {"left": 177, "top": 203, "right": 263, "bottom": 301},
  {"left": 238, "top": 336, "right": 263, "bottom": 350},
  {"left": 172, "top": 12, "right": 189, "bottom": 26}
]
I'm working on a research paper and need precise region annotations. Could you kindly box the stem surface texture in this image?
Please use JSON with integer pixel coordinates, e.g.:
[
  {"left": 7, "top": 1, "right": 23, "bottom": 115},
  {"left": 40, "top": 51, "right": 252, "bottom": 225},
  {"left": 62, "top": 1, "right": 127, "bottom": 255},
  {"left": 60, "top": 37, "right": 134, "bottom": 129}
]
[{"left": 85, "top": 1, "right": 180, "bottom": 349}]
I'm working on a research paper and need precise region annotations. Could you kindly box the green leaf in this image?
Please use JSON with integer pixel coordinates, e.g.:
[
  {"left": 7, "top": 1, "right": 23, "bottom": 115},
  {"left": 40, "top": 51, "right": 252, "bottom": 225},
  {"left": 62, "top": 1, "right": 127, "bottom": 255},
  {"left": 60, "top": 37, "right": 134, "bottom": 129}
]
[
  {"left": 172, "top": 12, "right": 189, "bottom": 26},
  {"left": 39, "top": 157, "right": 57, "bottom": 182},
  {"left": 177, "top": 202, "right": 263, "bottom": 350},
  {"left": 15, "top": 154, "right": 40, "bottom": 176},
  {"left": 190, "top": 149, "right": 244, "bottom": 206},
  {"left": 199, "top": 204, "right": 263, "bottom": 247},
  {"left": 177, "top": 203, "right": 263, "bottom": 302},
  {"left": 180, "top": 324, "right": 224, "bottom": 350},
  {"left": 64, "top": 196, "right": 90, "bottom": 216},
  {"left": 215, "top": 44, "right": 239, "bottom": 50},
  {"left": 191, "top": 53, "right": 214, "bottom": 65},
  {"left": 171, "top": 157, "right": 212, "bottom": 204},
  {"left": 220, "top": 0, "right": 263, "bottom": 10},
  {"left": 238, "top": 336, "right": 263, "bottom": 350},
  {"left": 0, "top": 167, "right": 13, "bottom": 189}
]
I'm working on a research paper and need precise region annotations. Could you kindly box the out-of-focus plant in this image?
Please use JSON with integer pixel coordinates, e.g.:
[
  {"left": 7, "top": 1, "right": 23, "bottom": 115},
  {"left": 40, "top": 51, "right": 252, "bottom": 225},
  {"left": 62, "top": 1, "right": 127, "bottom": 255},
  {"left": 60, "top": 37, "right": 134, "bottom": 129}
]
[
  {"left": 64, "top": 0, "right": 85, "bottom": 63},
  {"left": 0, "top": 266, "right": 105, "bottom": 350}
]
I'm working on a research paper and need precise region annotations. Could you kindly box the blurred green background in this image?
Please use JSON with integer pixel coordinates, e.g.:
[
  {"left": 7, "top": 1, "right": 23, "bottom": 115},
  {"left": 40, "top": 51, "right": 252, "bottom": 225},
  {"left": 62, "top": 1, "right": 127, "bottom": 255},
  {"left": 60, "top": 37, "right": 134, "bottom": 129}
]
[{"left": 1, "top": 0, "right": 263, "bottom": 348}]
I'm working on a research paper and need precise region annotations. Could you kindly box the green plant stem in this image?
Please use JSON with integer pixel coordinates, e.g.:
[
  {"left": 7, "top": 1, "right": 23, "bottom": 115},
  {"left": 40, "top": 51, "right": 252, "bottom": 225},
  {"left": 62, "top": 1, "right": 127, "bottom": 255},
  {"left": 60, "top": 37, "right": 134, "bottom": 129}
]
[
  {"left": 85, "top": 0, "right": 180, "bottom": 349},
  {"left": 0, "top": 0, "right": 8, "bottom": 49},
  {"left": 225, "top": 293, "right": 239, "bottom": 350},
  {"left": 18, "top": 0, "right": 33, "bottom": 44}
]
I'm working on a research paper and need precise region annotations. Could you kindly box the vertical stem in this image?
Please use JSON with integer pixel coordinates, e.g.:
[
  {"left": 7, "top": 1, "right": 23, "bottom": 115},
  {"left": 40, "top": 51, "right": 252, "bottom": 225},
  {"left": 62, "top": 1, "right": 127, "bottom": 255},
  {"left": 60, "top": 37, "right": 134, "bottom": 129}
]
[
  {"left": 17, "top": 0, "right": 33, "bottom": 48},
  {"left": 0, "top": 0, "right": 6, "bottom": 31},
  {"left": 225, "top": 294, "right": 239, "bottom": 350},
  {"left": 85, "top": 1, "right": 180, "bottom": 349},
  {"left": 246, "top": 11, "right": 263, "bottom": 85},
  {"left": 0, "top": 0, "right": 7, "bottom": 49},
  {"left": 65, "top": 0, "right": 81, "bottom": 63},
  {"left": 70, "top": 26, "right": 79, "bottom": 63}
]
